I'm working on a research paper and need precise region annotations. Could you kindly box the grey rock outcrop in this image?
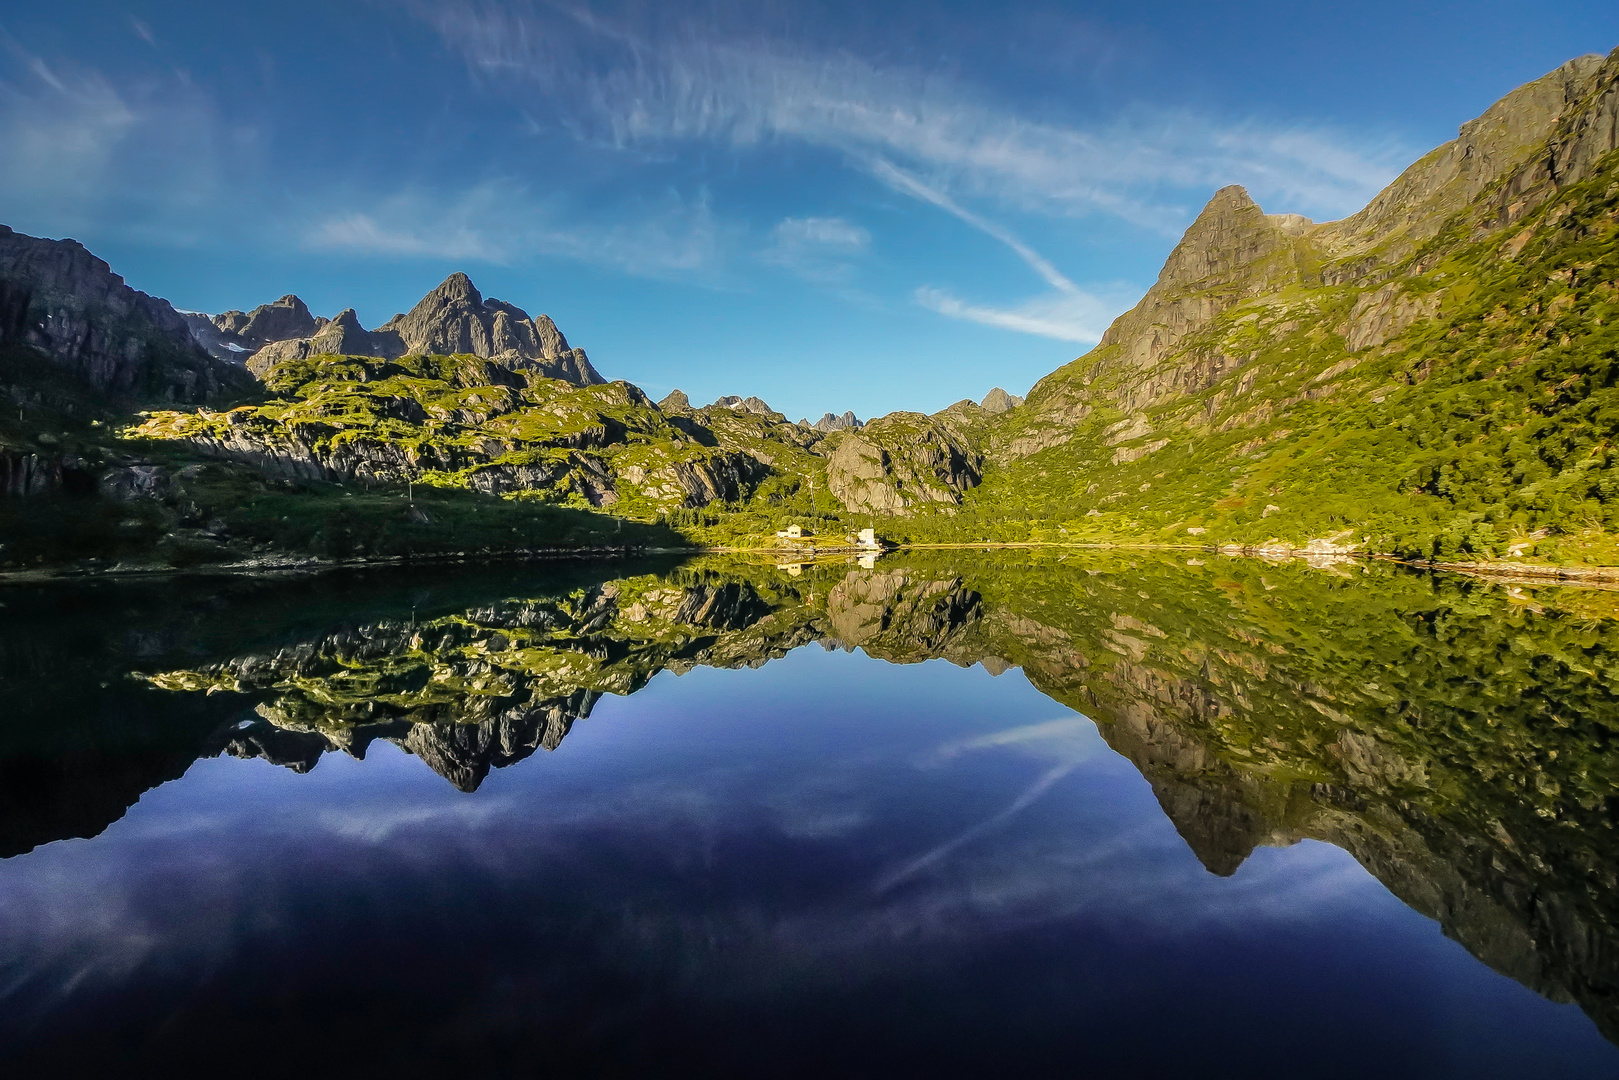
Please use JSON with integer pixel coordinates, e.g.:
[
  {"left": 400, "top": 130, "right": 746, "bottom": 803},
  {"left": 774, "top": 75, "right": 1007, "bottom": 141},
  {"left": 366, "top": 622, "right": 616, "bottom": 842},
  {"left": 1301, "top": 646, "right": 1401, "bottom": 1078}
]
[
  {"left": 187, "top": 294, "right": 324, "bottom": 363},
  {"left": 810, "top": 410, "right": 863, "bottom": 432},
  {"left": 709, "top": 394, "right": 782, "bottom": 418},
  {"left": 244, "top": 273, "right": 603, "bottom": 386},
  {"left": 979, "top": 388, "right": 1023, "bottom": 414},
  {"left": 826, "top": 412, "right": 982, "bottom": 515},
  {"left": 0, "top": 224, "right": 249, "bottom": 403},
  {"left": 1, "top": 448, "right": 69, "bottom": 496}
]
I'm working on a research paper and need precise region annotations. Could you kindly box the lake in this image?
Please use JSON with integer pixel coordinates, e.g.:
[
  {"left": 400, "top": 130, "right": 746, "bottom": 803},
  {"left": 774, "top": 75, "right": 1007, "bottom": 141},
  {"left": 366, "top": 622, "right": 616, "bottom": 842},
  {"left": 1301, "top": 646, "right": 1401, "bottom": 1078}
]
[{"left": 1, "top": 552, "right": 1617, "bottom": 1077}]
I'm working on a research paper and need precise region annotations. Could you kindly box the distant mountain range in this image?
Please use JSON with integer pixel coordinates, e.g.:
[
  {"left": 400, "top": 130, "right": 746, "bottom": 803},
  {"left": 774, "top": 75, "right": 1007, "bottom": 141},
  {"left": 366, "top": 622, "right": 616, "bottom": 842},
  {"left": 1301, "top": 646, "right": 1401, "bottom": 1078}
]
[{"left": 2, "top": 45, "right": 1618, "bottom": 568}]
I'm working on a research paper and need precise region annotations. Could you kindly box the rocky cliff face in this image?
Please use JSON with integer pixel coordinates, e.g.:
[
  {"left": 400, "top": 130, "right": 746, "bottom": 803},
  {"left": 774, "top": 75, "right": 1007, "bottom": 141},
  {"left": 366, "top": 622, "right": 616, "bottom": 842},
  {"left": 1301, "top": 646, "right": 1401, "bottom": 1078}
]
[
  {"left": 0, "top": 225, "right": 250, "bottom": 403},
  {"left": 826, "top": 411, "right": 982, "bottom": 515},
  {"left": 186, "top": 294, "right": 324, "bottom": 363},
  {"left": 1321, "top": 54, "right": 1608, "bottom": 260},
  {"left": 246, "top": 273, "right": 603, "bottom": 387},
  {"left": 1009, "top": 185, "right": 1322, "bottom": 453}
]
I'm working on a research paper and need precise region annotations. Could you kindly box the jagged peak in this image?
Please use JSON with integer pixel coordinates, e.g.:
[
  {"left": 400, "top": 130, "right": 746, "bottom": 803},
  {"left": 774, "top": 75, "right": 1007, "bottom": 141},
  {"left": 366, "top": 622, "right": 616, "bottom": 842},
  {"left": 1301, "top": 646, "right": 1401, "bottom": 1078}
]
[
  {"left": 431, "top": 271, "right": 482, "bottom": 306},
  {"left": 812, "top": 410, "right": 863, "bottom": 432},
  {"left": 980, "top": 387, "right": 1024, "bottom": 414},
  {"left": 1136, "top": 184, "right": 1299, "bottom": 299},
  {"left": 329, "top": 307, "right": 363, "bottom": 328},
  {"left": 1204, "top": 184, "right": 1258, "bottom": 213}
]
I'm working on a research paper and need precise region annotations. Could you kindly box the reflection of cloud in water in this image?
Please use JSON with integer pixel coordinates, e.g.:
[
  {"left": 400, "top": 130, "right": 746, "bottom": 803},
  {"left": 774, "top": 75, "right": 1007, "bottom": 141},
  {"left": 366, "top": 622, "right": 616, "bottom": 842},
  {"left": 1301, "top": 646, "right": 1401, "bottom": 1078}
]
[
  {"left": 315, "top": 798, "right": 519, "bottom": 843},
  {"left": 928, "top": 715, "right": 1104, "bottom": 764},
  {"left": 878, "top": 714, "right": 1107, "bottom": 891},
  {"left": 875, "top": 760, "right": 1082, "bottom": 892}
]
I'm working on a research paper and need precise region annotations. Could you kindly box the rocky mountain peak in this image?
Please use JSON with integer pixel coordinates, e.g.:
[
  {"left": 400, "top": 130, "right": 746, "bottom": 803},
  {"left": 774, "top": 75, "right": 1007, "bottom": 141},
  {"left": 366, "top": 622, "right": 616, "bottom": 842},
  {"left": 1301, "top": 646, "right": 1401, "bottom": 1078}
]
[
  {"left": 1146, "top": 185, "right": 1291, "bottom": 294},
  {"left": 980, "top": 388, "right": 1023, "bottom": 414},
  {"left": 214, "top": 294, "right": 318, "bottom": 344},
  {"left": 436, "top": 272, "right": 481, "bottom": 304},
  {"left": 658, "top": 389, "right": 692, "bottom": 412},
  {"left": 809, "top": 410, "right": 863, "bottom": 432},
  {"left": 1082, "top": 183, "right": 1316, "bottom": 384},
  {"left": 241, "top": 273, "right": 603, "bottom": 386},
  {"left": 707, "top": 394, "right": 782, "bottom": 419},
  {"left": 187, "top": 294, "right": 322, "bottom": 364}
]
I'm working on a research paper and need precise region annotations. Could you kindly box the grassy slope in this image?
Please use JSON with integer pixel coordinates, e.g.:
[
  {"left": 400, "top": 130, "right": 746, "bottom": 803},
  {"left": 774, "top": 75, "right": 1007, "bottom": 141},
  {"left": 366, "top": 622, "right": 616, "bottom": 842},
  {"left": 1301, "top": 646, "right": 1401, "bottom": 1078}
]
[
  {"left": 0, "top": 347, "right": 684, "bottom": 572},
  {"left": 876, "top": 150, "right": 1619, "bottom": 565}
]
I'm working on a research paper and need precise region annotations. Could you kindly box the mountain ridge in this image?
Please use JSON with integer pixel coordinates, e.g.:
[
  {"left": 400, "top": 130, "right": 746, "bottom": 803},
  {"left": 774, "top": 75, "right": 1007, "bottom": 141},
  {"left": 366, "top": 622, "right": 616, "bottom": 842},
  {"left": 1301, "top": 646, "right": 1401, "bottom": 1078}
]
[
  {"left": 242, "top": 272, "right": 603, "bottom": 387},
  {"left": 5, "top": 46, "right": 1619, "bottom": 568}
]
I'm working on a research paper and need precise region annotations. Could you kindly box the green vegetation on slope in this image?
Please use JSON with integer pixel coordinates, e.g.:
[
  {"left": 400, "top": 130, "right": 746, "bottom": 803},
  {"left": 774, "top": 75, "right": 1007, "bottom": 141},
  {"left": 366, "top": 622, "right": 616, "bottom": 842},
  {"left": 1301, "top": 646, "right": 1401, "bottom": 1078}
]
[
  {"left": 876, "top": 149, "right": 1619, "bottom": 564},
  {"left": 0, "top": 346, "right": 684, "bottom": 571}
]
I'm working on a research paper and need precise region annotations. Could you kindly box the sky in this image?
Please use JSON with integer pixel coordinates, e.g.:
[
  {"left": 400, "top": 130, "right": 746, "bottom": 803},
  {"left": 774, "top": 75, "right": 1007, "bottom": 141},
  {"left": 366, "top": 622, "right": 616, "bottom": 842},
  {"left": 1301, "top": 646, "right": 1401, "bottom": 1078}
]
[{"left": 2, "top": 2, "right": 1616, "bottom": 420}]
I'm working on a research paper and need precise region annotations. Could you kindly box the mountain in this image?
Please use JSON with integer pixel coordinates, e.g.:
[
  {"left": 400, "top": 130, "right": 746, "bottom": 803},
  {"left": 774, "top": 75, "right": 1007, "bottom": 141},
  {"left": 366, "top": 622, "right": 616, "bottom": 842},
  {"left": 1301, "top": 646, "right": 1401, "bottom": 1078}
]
[
  {"left": 245, "top": 273, "right": 603, "bottom": 386},
  {"left": 8, "top": 47, "right": 1619, "bottom": 569},
  {"left": 0, "top": 224, "right": 250, "bottom": 404},
  {"left": 864, "top": 46, "right": 1619, "bottom": 566},
  {"left": 808, "top": 410, "right": 863, "bottom": 432},
  {"left": 978, "top": 388, "right": 1022, "bottom": 414},
  {"left": 706, "top": 394, "right": 784, "bottom": 419},
  {"left": 183, "top": 294, "right": 324, "bottom": 363}
]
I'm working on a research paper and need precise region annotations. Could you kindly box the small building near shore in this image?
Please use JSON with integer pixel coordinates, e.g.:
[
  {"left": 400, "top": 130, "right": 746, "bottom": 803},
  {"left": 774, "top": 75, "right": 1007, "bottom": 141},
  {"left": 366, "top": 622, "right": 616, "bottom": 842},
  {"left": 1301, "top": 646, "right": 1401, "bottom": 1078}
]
[{"left": 776, "top": 524, "right": 804, "bottom": 539}]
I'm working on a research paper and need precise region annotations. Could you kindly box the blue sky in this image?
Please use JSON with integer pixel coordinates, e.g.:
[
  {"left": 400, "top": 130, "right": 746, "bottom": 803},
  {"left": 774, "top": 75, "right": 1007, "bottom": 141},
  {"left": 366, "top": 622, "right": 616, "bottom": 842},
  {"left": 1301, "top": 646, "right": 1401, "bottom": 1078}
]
[{"left": 2, "top": 2, "right": 1616, "bottom": 419}]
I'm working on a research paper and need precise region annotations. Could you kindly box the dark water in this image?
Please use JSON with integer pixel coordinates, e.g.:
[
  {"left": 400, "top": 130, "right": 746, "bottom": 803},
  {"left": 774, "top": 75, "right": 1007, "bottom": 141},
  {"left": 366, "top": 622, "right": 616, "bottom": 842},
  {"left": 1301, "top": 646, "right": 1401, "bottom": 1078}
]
[{"left": 2, "top": 553, "right": 1618, "bottom": 1077}]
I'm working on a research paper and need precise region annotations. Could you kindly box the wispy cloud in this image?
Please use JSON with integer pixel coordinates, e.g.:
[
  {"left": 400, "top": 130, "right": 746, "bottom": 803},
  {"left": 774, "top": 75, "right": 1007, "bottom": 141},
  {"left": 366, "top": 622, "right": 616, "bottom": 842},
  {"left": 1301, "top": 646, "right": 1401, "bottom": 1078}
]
[
  {"left": 761, "top": 215, "right": 870, "bottom": 282},
  {"left": 417, "top": 2, "right": 1411, "bottom": 342},
  {"left": 873, "top": 161, "right": 1122, "bottom": 343},
  {"left": 869, "top": 160, "right": 1077, "bottom": 293},
  {"left": 420, "top": 1, "right": 1412, "bottom": 231},
  {"left": 915, "top": 287, "right": 1119, "bottom": 345},
  {"left": 305, "top": 180, "right": 729, "bottom": 279},
  {"left": 0, "top": 35, "right": 241, "bottom": 244}
]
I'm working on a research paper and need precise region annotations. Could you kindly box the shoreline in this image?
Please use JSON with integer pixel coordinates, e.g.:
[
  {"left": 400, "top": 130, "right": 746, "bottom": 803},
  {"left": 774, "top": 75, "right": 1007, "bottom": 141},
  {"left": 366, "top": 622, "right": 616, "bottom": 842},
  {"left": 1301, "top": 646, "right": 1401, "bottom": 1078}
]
[{"left": 3, "top": 537, "right": 1615, "bottom": 588}]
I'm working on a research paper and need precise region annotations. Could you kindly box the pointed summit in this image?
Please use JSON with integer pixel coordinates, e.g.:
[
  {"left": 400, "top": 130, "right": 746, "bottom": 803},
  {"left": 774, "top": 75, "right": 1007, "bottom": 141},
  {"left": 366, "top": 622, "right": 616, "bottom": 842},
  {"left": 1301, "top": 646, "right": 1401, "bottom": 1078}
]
[
  {"left": 432, "top": 272, "right": 482, "bottom": 306},
  {"left": 1149, "top": 185, "right": 1294, "bottom": 293},
  {"left": 980, "top": 388, "right": 1023, "bottom": 414},
  {"left": 1090, "top": 184, "right": 1317, "bottom": 373},
  {"left": 242, "top": 273, "right": 603, "bottom": 385}
]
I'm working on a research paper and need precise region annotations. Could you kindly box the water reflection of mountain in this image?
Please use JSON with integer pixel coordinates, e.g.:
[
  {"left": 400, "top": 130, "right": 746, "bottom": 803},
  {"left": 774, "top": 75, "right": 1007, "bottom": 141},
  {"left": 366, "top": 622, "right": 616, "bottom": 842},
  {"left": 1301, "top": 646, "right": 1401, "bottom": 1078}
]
[{"left": 4, "top": 554, "right": 1619, "bottom": 1040}]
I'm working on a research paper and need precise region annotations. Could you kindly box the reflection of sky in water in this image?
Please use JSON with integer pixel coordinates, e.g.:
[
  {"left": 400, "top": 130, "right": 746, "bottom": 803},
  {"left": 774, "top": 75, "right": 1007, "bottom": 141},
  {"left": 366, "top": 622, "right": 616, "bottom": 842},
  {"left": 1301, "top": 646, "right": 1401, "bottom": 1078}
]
[{"left": 1, "top": 647, "right": 1614, "bottom": 1077}]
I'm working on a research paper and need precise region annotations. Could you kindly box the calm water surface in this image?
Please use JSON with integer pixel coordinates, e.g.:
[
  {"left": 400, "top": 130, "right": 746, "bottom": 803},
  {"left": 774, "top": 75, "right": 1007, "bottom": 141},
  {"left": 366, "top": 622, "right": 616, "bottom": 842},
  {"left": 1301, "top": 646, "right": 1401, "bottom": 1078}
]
[{"left": 1, "top": 553, "right": 1616, "bottom": 1076}]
